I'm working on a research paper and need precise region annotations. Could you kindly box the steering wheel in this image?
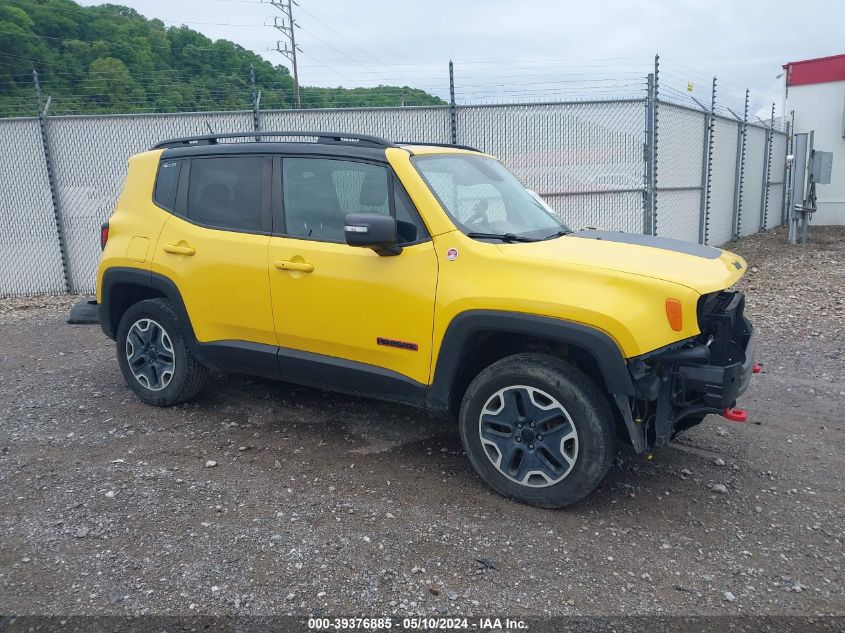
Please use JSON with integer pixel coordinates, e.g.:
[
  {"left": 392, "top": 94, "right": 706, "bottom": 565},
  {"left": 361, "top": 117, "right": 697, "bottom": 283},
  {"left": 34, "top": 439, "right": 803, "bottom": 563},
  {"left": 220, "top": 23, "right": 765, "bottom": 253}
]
[{"left": 466, "top": 199, "right": 489, "bottom": 226}]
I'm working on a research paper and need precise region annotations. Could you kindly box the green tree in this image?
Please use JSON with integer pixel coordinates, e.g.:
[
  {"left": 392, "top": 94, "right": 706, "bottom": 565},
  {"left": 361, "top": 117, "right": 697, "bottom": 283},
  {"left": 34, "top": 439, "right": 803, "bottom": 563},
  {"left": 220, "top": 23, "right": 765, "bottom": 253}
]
[
  {"left": 86, "top": 56, "right": 144, "bottom": 110},
  {"left": 0, "top": 0, "right": 445, "bottom": 117}
]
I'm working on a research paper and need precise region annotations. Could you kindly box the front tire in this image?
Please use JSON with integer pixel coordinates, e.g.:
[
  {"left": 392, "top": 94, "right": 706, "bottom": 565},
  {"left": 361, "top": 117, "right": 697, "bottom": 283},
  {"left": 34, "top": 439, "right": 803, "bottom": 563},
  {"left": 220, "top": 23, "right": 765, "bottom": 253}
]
[
  {"left": 459, "top": 353, "right": 616, "bottom": 508},
  {"left": 116, "top": 298, "right": 208, "bottom": 406}
]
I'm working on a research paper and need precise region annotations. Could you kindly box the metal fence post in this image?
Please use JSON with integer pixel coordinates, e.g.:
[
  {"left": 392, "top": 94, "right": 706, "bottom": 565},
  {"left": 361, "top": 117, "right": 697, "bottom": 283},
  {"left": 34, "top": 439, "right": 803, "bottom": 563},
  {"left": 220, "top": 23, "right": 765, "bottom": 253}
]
[
  {"left": 731, "top": 89, "right": 749, "bottom": 240},
  {"left": 652, "top": 54, "right": 659, "bottom": 236},
  {"left": 781, "top": 120, "right": 792, "bottom": 226},
  {"left": 34, "top": 70, "right": 72, "bottom": 293},
  {"left": 698, "top": 77, "right": 716, "bottom": 244},
  {"left": 643, "top": 72, "right": 656, "bottom": 235},
  {"left": 250, "top": 65, "right": 261, "bottom": 137},
  {"left": 449, "top": 60, "right": 457, "bottom": 144},
  {"left": 759, "top": 102, "right": 775, "bottom": 230}
]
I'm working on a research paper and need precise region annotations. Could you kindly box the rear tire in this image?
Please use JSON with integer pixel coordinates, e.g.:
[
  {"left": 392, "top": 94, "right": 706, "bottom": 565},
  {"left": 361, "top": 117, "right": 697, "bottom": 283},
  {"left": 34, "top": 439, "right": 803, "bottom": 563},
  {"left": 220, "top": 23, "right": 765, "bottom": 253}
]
[
  {"left": 116, "top": 298, "right": 208, "bottom": 406},
  {"left": 459, "top": 353, "right": 616, "bottom": 508}
]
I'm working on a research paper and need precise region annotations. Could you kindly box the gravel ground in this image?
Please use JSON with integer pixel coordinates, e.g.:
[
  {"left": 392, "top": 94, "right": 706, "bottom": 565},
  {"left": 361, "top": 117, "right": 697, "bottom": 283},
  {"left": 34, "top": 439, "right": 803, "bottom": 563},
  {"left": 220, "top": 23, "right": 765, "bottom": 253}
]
[{"left": 0, "top": 226, "right": 843, "bottom": 619}]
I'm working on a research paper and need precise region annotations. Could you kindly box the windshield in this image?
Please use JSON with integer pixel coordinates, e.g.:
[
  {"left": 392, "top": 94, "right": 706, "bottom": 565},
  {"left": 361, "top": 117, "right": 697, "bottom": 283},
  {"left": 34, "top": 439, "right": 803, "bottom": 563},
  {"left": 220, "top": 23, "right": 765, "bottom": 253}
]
[{"left": 412, "top": 154, "right": 570, "bottom": 240}]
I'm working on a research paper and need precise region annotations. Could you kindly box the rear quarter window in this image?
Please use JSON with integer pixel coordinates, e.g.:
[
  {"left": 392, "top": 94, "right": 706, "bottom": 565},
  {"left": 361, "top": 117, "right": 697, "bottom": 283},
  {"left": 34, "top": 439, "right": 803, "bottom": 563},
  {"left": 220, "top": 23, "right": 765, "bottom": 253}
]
[{"left": 153, "top": 159, "right": 180, "bottom": 211}]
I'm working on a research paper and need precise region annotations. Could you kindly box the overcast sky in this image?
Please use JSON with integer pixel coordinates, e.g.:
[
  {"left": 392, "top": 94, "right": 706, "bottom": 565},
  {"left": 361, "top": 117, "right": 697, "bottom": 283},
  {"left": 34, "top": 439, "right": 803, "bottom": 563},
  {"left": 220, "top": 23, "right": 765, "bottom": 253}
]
[{"left": 78, "top": 0, "right": 844, "bottom": 116}]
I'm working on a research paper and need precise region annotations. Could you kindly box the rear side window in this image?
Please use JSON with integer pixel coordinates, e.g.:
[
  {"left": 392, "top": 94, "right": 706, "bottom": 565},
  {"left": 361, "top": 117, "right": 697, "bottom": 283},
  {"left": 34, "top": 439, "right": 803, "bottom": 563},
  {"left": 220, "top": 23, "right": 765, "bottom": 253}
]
[
  {"left": 187, "top": 157, "right": 263, "bottom": 231},
  {"left": 154, "top": 160, "right": 180, "bottom": 211}
]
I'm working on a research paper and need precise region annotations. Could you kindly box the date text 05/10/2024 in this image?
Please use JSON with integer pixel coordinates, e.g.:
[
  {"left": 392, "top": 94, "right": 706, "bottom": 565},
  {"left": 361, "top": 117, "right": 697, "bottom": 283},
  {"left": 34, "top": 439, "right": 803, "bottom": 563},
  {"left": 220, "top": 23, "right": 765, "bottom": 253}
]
[{"left": 307, "top": 617, "right": 529, "bottom": 630}]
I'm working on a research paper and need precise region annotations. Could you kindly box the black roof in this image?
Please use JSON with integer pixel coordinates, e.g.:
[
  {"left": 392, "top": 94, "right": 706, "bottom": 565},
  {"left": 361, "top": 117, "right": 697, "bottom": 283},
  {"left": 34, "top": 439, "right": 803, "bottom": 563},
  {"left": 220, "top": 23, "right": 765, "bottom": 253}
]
[{"left": 154, "top": 131, "right": 480, "bottom": 160}]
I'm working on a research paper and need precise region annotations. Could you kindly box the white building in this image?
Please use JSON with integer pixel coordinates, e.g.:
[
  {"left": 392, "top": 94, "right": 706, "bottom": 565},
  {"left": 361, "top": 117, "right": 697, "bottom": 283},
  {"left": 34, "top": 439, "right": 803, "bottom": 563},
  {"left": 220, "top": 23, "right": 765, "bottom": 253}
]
[{"left": 783, "top": 53, "right": 845, "bottom": 225}]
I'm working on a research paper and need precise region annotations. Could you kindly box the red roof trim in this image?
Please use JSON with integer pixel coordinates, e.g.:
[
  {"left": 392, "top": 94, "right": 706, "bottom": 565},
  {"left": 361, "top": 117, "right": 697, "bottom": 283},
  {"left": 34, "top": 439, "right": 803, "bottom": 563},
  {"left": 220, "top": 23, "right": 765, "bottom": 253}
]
[{"left": 783, "top": 53, "right": 845, "bottom": 87}]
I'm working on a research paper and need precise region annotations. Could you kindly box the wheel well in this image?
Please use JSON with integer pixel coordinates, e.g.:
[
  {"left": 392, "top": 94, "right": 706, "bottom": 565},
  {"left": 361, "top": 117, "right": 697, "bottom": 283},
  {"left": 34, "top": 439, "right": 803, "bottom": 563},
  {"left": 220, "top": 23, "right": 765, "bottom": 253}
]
[
  {"left": 447, "top": 331, "right": 628, "bottom": 440},
  {"left": 107, "top": 283, "right": 166, "bottom": 336}
]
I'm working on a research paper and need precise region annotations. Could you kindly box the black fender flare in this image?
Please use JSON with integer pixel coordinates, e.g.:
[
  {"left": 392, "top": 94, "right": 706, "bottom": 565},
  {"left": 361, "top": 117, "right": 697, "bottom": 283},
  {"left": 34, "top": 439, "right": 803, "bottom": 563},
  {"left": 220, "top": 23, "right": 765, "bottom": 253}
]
[
  {"left": 99, "top": 267, "right": 197, "bottom": 346},
  {"left": 425, "top": 310, "right": 644, "bottom": 451}
]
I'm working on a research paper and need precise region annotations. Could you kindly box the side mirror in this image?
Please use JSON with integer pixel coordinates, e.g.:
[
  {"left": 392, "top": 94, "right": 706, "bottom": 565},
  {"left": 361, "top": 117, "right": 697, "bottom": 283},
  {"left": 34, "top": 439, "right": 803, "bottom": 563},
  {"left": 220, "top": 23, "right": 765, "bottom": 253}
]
[{"left": 344, "top": 213, "right": 402, "bottom": 256}]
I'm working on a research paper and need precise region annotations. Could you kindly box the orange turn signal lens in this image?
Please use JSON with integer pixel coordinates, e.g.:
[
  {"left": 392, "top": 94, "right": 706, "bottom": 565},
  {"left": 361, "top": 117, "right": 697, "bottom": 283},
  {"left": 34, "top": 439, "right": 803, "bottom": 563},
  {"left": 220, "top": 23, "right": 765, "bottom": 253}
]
[{"left": 665, "top": 298, "right": 683, "bottom": 331}]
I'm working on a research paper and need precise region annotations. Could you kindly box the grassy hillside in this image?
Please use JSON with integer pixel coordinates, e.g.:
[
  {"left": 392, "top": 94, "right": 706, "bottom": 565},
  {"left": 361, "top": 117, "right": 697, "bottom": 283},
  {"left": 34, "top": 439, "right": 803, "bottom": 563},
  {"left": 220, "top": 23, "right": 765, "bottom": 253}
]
[{"left": 0, "top": 0, "right": 444, "bottom": 117}]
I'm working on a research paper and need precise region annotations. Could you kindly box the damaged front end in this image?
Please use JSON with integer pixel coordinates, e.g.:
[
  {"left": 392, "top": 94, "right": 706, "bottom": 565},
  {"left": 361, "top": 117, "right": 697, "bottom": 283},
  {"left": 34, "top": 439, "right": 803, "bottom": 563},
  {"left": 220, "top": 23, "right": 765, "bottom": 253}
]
[{"left": 623, "top": 290, "right": 756, "bottom": 451}]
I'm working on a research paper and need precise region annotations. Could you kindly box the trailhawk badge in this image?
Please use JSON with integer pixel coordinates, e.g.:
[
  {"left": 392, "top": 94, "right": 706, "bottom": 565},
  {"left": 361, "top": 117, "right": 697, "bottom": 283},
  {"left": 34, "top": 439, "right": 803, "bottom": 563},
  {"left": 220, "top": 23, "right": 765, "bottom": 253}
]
[{"left": 446, "top": 248, "right": 459, "bottom": 261}]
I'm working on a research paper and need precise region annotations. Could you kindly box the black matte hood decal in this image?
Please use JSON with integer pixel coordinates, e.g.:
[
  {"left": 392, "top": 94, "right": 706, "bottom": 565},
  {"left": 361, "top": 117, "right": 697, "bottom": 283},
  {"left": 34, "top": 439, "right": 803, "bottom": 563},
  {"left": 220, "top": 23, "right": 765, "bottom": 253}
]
[{"left": 569, "top": 230, "right": 722, "bottom": 260}]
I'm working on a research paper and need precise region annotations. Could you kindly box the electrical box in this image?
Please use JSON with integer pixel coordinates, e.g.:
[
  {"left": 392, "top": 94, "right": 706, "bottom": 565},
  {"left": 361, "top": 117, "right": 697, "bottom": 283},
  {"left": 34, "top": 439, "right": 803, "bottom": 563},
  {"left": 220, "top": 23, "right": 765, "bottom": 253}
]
[{"left": 810, "top": 151, "right": 833, "bottom": 184}]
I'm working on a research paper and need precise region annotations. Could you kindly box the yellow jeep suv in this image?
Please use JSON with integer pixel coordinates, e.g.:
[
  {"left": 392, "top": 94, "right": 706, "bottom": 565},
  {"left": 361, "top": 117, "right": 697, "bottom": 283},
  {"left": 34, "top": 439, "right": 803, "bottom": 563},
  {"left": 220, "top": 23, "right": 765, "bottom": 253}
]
[{"left": 97, "top": 131, "right": 756, "bottom": 507}]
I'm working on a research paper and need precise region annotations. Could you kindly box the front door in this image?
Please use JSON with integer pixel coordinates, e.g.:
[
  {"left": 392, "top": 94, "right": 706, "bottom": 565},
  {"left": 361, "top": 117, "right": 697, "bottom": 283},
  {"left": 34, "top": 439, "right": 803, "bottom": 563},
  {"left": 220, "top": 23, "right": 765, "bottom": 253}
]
[{"left": 267, "top": 156, "right": 438, "bottom": 396}]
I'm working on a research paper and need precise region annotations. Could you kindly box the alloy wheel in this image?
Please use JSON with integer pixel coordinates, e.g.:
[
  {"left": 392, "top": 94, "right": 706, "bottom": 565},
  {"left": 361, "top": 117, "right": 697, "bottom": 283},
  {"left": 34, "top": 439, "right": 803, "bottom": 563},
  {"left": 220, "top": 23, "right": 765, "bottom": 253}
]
[
  {"left": 478, "top": 385, "right": 579, "bottom": 487},
  {"left": 125, "top": 318, "right": 175, "bottom": 391}
]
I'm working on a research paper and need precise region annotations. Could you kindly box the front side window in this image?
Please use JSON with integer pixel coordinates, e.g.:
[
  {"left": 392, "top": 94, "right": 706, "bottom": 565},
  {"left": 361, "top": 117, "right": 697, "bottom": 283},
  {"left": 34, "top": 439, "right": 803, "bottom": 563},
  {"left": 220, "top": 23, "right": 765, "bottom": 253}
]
[
  {"left": 282, "top": 158, "right": 427, "bottom": 244},
  {"left": 393, "top": 182, "right": 429, "bottom": 243},
  {"left": 186, "top": 156, "right": 263, "bottom": 231},
  {"left": 413, "top": 154, "right": 568, "bottom": 240}
]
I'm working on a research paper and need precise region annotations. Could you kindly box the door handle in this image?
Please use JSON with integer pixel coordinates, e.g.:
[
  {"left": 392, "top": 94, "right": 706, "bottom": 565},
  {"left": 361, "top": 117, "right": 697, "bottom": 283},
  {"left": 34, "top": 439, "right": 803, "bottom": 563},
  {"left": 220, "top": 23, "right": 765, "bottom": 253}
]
[
  {"left": 163, "top": 244, "right": 196, "bottom": 256},
  {"left": 274, "top": 259, "right": 314, "bottom": 273}
]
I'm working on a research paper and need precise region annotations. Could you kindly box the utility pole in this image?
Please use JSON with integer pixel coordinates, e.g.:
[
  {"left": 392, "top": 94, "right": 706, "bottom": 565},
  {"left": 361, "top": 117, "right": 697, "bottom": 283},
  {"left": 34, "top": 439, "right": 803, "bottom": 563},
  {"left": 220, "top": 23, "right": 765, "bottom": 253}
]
[{"left": 270, "top": 0, "right": 301, "bottom": 109}]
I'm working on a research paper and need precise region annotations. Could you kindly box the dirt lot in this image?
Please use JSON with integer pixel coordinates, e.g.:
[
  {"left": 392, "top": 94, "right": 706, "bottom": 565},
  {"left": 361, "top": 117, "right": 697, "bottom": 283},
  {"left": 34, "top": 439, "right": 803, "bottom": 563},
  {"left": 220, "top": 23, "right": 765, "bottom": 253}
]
[{"left": 0, "top": 226, "right": 843, "bottom": 619}]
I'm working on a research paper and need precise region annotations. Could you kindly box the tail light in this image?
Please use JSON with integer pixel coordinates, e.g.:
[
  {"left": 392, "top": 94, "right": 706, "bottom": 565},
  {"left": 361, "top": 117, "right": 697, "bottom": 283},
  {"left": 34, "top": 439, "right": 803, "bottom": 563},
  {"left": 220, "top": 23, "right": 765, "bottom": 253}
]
[
  {"left": 665, "top": 298, "right": 683, "bottom": 332},
  {"left": 100, "top": 222, "right": 109, "bottom": 250}
]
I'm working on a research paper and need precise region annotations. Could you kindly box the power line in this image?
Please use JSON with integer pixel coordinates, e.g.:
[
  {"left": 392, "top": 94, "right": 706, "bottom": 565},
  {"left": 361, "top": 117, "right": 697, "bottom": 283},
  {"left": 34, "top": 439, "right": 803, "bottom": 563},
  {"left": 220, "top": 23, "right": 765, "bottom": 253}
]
[
  {"left": 298, "top": 57, "right": 648, "bottom": 68},
  {"left": 292, "top": 24, "right": 373, "bottom": 87},
  {"left": 303, "top": 1, "right": 415, "bottom": 72},
  {"left": 293, "top": 3, "right": 418, "bottom": 87}
]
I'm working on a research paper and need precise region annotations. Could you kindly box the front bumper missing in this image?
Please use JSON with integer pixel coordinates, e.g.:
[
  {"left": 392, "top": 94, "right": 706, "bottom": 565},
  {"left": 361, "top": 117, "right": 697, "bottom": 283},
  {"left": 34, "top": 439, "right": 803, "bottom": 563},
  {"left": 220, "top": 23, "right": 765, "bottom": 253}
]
[
  {"left": 626, "top": 291, "right": 756, "bottom": 450},
  {"left": 675, "top": 325, "right": 755, "bottom": 411}
]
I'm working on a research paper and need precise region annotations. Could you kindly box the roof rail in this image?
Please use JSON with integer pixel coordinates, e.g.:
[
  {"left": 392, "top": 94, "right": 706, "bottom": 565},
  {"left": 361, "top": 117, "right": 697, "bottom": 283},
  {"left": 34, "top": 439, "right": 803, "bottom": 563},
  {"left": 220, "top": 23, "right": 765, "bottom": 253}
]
[
  {"left": 152, "top": 131, "right": 398, "bottom": 150},
  {"left": 398, "top": 141, "right": 483, "bottom": 153}
]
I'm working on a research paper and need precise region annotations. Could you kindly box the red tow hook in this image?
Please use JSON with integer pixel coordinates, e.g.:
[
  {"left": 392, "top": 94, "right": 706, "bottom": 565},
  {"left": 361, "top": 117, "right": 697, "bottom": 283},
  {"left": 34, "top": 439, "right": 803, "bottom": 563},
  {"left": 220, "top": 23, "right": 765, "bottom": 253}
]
[
  {"left": 752, "top": 363, "right": 763, "bottom": 374},
  {"left": 723, "top": 407, "right": 748, "bottom": 423}
]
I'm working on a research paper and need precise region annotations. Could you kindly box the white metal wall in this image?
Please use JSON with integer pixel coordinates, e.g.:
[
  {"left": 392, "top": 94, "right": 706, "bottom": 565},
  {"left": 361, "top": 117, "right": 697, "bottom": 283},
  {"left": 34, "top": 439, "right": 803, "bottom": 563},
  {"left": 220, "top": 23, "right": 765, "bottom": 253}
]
[{"left": 787, "top": 80, "right": 845, "bottom": 225}]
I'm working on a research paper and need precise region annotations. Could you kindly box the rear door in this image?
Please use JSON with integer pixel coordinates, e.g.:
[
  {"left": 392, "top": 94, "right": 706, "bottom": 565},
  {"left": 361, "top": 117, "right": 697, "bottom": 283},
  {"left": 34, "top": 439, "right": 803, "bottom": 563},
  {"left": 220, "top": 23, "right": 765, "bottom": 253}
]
[
  {"left": 151, "top": 154, "right": 276, "bottom": 346},
  {"left": 267, "top": 155, "right": 438, "bottom": 393}
]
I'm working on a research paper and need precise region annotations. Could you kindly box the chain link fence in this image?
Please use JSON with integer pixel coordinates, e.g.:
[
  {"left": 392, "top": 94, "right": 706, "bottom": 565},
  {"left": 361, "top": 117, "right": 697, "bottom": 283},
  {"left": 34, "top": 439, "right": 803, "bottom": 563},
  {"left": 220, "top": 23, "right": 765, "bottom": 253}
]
[
  {"left": 654, "top": 102, "right": 707, "bottom": 242},
  {"left": 0, "top": 93, "right": 787, "bottom": 296},
  {"left": 740, "top": 125, "right": 767, "bottom": 237},
  {"left": 262, "top": 106, "right": 451, "bottom": 143},
  {"left": 43, "top": 111, "right": 255, "bottom": 292},
  {"left": 458, "top": 101, "right": 646, "bottom": 232},
  {"left": 0, "top": 118, "right": 66, "bottom": 295}
]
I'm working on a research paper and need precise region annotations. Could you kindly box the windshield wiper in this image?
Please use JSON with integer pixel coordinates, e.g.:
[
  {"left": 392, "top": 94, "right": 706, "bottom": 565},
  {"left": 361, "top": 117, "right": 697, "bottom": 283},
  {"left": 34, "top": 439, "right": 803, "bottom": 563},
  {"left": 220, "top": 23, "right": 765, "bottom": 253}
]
[
  {"left": 466, "top": 232, "right": 539, "bottom": 243},
  {"left": 542, "top": 229, "right": 571, "bottom": 240}
]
